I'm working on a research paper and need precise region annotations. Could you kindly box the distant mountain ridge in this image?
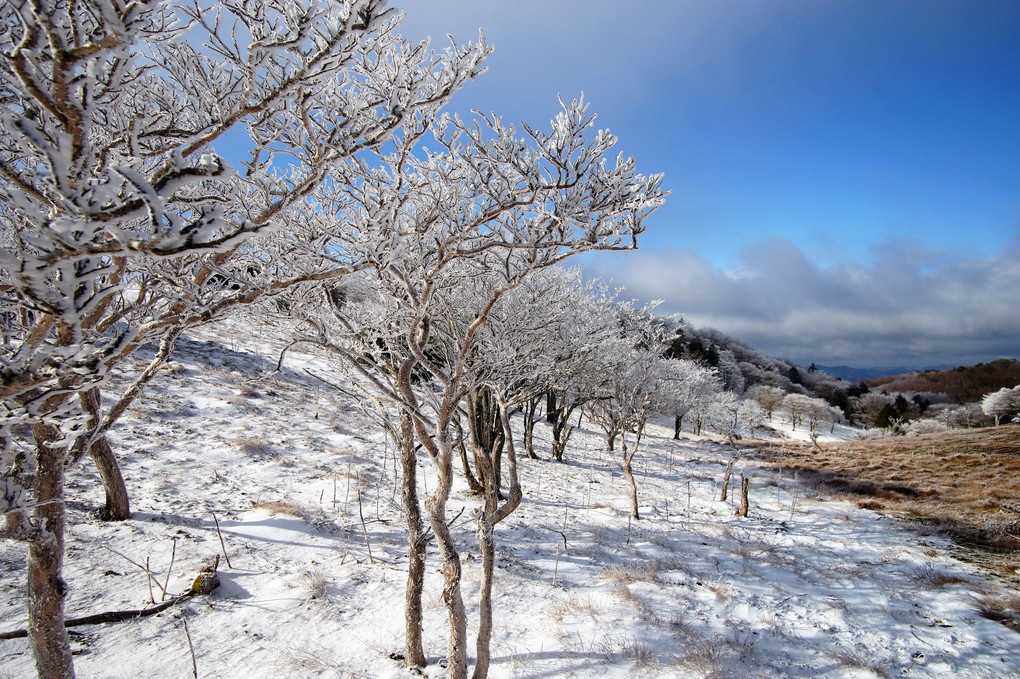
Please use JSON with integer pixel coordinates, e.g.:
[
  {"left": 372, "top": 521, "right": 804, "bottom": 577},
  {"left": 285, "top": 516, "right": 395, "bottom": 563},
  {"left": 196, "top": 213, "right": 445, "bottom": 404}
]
[
  {"left": 862, "top": 358, "right": 1020, "bottom": 403},
  {"left": 814, "top": 364, "right": 954, "bottom": 382}
]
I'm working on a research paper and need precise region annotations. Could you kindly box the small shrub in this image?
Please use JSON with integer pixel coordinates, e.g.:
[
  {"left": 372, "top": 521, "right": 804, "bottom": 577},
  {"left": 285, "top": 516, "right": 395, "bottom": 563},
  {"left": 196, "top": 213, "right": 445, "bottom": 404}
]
[
  {"left": 902, "top": 419, "right": 949, "bottom": 436},
  {"left": 299, "top": 567, "right": 329, "bottom": 601},
  {"left": 233, "top": 437, "right": 273, "bottom": 460},
  {"left": 255, "top": 499, "right": 305, "bottom": 518},
  {"left": 600, "top": 560, "right": 659, "bottom": 584},
  {"left": 910, "top": 564, "right": 968, "bottom": 587},
  {"left": 706, "top": 579, "right": 730, "bottom": 600},
  {"left": 828, "top": 648, "right": 890, "bottom": 678},
  {"left": 627, "top": 640, "right": 656, "bottom": 668},
  {"left": 546, "top": 593, "right": 602, "bottom": 623}
]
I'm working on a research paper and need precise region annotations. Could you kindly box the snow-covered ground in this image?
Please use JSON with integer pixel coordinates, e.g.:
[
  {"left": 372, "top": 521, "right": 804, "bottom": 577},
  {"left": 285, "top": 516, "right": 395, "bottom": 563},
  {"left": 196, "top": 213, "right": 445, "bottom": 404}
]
[{"left": 2, "top": 320, "right": 1019, "bottom": 678}]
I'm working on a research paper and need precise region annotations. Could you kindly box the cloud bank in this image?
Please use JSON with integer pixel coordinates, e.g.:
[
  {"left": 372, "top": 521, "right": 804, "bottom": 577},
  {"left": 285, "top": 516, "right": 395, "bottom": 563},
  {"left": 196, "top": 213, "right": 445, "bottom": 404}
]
[{"left": 585, "top": 236, "right": 1020, "bottom": 368}]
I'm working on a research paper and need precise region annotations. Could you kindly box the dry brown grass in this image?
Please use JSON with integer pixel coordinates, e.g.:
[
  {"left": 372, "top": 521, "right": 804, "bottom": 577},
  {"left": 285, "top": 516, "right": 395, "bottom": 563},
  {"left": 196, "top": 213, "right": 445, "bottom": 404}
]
[
  {"left": 747, "top": 426, "right": 1020, "bottom": 578},
  {"left": 975, "top": 592, "right": 1020, "bottom": 632},
  {"left": 599, "top": 560, "right": 660, "bottom": 584},
  {"left": 254, "top": 499, "right": 306, "bottom": 518}
]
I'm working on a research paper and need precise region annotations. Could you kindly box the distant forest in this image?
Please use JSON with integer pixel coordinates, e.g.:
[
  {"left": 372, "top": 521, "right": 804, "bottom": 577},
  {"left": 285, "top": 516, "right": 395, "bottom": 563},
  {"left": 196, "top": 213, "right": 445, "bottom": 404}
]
[{"left": 864, "top": 359, "right": 1020, "bottom": 404}]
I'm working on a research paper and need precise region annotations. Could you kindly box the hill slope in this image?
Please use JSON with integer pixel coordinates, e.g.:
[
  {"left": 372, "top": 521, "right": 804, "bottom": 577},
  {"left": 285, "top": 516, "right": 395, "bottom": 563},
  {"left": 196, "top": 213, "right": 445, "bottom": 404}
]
[
  {"left": 2, "top": 319, "right": 1019, "bottom": 678},
  {"left": 865, "top": 358, "right": 1020, "bottom": 403}
]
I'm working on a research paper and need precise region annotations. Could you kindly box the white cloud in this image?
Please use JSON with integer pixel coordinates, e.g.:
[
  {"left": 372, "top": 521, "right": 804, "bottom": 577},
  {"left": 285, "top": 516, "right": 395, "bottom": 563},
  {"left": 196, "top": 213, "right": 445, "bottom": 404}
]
[{"left": 584, "top": 236, "right": 1020, "bottom": 367}]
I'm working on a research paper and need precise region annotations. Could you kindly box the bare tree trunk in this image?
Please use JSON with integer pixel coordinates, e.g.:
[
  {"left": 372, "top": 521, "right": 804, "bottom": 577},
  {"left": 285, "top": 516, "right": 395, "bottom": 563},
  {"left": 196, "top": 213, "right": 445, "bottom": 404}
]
[
  {"left": 77, "top": 388, "right": 130, "bottom": 520},
  {"left": 545, "top": 390, "right": 557, "bottom": 424},
  {"left": 523, "top": 397, "right": 538, "bottom": 459},
  {"left": 64, "top": 329, "right": 181, "bottom": 523},
  {"left": 720, "top": 455, "right": 739, "bottom": 502},
  {"left": 454, "top": 416, "right": 484, "bottom": 494},
  {"left": 474, "top": 512, "right": 495, "bottom": 679},
  {"left": 472, "top": 452, "right": 498, "bottom": 679},
  {"left": 620, "top": 437, "right": 639, "bottom": 520},
  {"left": 491, "top": 435, "right": 504, "bottom": 501},
  {"left": 473, "top": 392, "right": 523, "bottom": 679},
  {"left": 28, "top": 422, "right": 76, "bottom": 679},
  {"left": 738, "top": 475, "right": 749, "bottom": 517},
  {"left": 549, "top": 403, "right": 575, "bottom": 462},
  {"left": 399, "top": 409, "right": 427, "bottom": 668},
  {"left": 673, "top": 414, "right": 682, "bottom": 439},
  {"left": 467, "top": 388, "right": 505, "bottom": 499},
  {"left": 417, "top": 415, "right": 467, "bottom": 679}
]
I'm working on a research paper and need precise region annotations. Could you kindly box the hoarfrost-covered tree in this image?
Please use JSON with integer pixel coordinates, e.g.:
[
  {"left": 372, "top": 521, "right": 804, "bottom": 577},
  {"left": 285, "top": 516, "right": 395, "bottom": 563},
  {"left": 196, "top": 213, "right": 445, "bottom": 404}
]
[
  {"left": 0, "top": 1, "right": 490, "bottom": 676},
  {"left": 784, "top": 393, "right": 832, "bottom": 432},
  {"left": 739, "top": 398, "right": 769, "bottom": 438},
  {"left": 686, "top": 368, "right": 725, "bottom": 436},
  {"left": 748, "top": 384, "right": 786, "bottom": 422},
  {"left": 669, "top": 359, "right": 720, "bottom": 438},
  {"left": 443, "top": 266, "right": 629, "bottom": 676},
  {"left": 280, "top": 96, "right": 665, "bottom": 678},
  {"left": 853, "top": 391, "right": 895, "bottom": 428},
  {"left": 584, "top": 304, "right": 680, "bottom": 519},
  {"left": 981, "top": 385, "right": 1020, "bottom": 425}
]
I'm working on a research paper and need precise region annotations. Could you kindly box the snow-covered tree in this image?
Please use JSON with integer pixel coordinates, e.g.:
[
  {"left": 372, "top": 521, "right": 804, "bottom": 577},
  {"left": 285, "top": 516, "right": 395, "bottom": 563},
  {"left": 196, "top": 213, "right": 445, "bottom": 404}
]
[
  {"left": 584, "top": 304, "right": 680, "bottom": 519},
  {"left": 783, "top": 393, "right": 835, "bottom": 432},
  {"left": 706, "top": 390, "right": 742, "bottom": 440},
  {"left": 280, "top": 96, "right": 665, "bottom": 677},
  {"left": 747, "top": 384, "right": 786, "bottom": 422},
  {"left": 670, "top": 362, "right": 722, "bottom": 437},
  {"left": 981, "top": 385, "right": 1020, "bottom": 425},
  {"left": 738, "top": 398, "right": 769, "bottom": 439},
  {"left": 0, "top": 1, "right": 490, "bottom": 675},
  {"left": 852, "top": 391, "right": 895, "bottom": 428}
]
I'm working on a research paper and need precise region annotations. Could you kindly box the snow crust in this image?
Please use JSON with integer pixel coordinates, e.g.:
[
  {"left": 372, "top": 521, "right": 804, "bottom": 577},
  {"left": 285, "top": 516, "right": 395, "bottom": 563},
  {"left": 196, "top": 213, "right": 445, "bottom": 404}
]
[{"left": 1, "top": 319, "right": 1018, "bottom": 678}]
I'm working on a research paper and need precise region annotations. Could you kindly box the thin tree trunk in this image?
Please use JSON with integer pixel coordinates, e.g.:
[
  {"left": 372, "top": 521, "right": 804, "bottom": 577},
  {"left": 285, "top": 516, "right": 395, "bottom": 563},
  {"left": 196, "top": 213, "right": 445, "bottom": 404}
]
[
  {"left": 620, "top": 438, "right": 639, "bottom": 520},
  {"left": 720, "top": 455, "right": 739, "bottom": 502},
  {"left": 545, "top": 390, "right": 557, "bottom": 424},
  {"left": 399, "top": 409, "right": 427, "bottom": 668},
  {"left": 550, "top": 404, "right": 575, "bottom": 462},
  {"left": 400, "top": 318, "right": 466, "bottom": 678},
  {"left": 454, "top": 416, "right": 484, "bottom": 494},
  {"left": 738, "top": 475, "right": 749, "bottom": 517},
  {"left": 523, "top": 397, "right": 538, "bottom": 459},
  {"left": 417, "top": 414, "right": 467, "bottom": 679},
  {"left": 78, "top": 388, "right": 130, "bottom": 520},
  {"left": 473, "top": 392, "right": 523, "bottom": 679},
  {"left": 491, "top": 434, "right": 505, "bottom": 501},
  {"left": 472, "top": 444, "right": 498, "bottom": 679},
  {"left": 28, "top": 422, "right": 76, "bottom": 679},
  {"left": 673, "top": 415, "right": 682, "bottom": 439},
  {"left": 467, "top": 388, "right": 505, "bottom": 499}
]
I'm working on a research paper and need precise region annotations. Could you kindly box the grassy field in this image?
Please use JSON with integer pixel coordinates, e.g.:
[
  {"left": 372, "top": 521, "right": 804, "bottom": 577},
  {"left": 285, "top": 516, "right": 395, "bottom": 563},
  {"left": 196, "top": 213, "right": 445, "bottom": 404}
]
[{"left": 747, "top": 426, "right": 1020, "bottom": 583}]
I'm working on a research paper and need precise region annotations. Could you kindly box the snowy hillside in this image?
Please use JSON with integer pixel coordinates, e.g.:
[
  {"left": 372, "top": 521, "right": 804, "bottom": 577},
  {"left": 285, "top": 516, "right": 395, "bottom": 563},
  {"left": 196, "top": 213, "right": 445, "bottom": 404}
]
[{"left": 2, "top": 320, "right": 1018, "bottom": 678}]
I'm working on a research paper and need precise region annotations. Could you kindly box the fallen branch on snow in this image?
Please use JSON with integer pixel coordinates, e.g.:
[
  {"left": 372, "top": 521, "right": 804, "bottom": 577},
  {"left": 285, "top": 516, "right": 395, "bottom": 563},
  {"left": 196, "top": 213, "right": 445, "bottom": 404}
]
[{"left": 0, "top": 556, "right": 221, "bottom": 640}]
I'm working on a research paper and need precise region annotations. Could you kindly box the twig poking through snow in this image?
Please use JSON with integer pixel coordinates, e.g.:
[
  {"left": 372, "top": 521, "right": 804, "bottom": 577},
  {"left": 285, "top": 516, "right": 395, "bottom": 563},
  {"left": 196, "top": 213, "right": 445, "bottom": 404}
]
[
  {"left": 357, "top": 475, "right": 374, "bottom": 564},
  {"left": 211, "top": 512, "right": 232, "bottom": 569},
  {"left": 183, "top": 616, "right": 198, "bottom": 679},
  {"left": 161, "top": 537, "right": 177, "bottom": 603}
]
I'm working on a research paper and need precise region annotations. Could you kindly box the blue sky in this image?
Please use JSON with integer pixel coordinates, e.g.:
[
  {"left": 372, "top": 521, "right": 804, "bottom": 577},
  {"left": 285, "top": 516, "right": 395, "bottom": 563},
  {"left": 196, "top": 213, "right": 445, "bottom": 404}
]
[{"left": 397, "top": 1, "right": 1020, "bottom": 369}]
